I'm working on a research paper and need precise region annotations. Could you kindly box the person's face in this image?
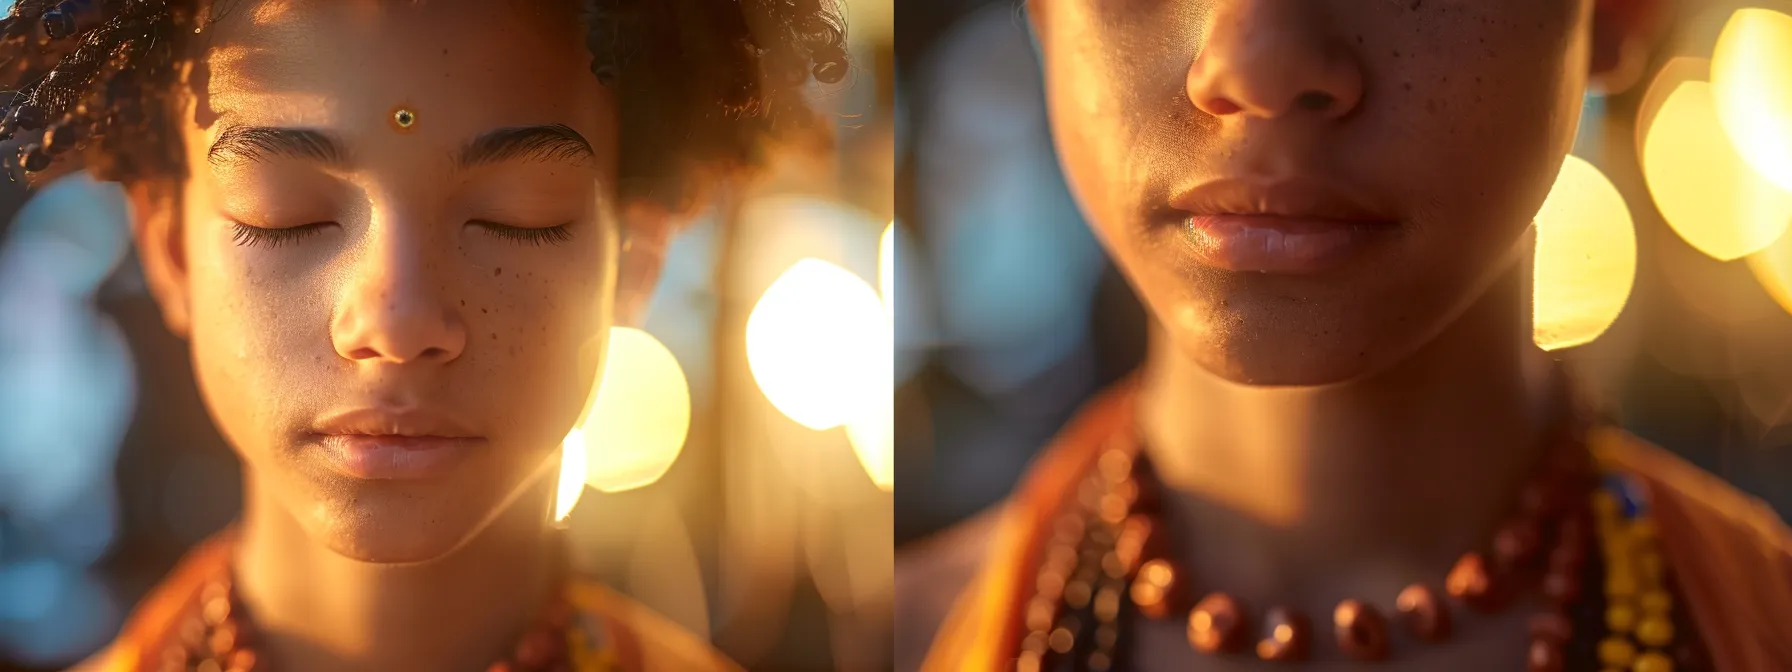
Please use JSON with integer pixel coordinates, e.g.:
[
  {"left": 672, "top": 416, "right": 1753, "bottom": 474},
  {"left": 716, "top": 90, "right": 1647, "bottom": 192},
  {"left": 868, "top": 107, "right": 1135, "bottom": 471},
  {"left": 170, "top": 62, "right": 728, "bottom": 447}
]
[
  {"left": 1029, "top": 0, "right": 1641, "bottom": 386},
  {"left": 139, "top": 0, "right": 618, "bottom": 562}
]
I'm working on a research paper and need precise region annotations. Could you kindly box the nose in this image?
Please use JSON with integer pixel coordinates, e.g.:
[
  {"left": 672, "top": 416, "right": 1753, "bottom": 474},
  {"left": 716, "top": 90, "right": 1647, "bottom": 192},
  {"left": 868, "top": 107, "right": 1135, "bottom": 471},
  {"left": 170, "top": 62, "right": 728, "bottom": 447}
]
[
  {"left": 1186, "top": 0, "right": 1364, "bottom": 120},
  {"left": 331, "top": 218, "right": 466, "bottom": 365}
]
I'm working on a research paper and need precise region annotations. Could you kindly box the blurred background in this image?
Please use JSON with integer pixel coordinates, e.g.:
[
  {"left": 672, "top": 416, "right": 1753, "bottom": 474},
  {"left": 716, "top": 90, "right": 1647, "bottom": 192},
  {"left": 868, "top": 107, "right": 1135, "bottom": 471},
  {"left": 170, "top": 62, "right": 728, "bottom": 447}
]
[
  {"left": 894, "top": 0, "right": 1792, "bottom": 559},
  {"left": 0, "top": 1, "right": 892, "bottom": 671}
]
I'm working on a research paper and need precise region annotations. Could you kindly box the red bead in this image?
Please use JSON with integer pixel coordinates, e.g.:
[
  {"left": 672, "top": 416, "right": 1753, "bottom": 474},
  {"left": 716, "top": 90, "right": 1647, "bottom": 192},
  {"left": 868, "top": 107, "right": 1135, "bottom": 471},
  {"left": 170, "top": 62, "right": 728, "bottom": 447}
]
[
  {"left": 515, "top": 628, "right": 561, "bottom": 667},
  {"left": 1493, "top": 519, "right": 1543, "bottom": 571},
  {"left": 486, "top": 663, "right": 515, "bottom": 672},
  {"left": 1527, "top": 636, "right": 1566, "bottom": 672},
  {"left": 1529, "top": 611, "right": 1574, "bottom": 643},
  {"left": 1332, "top": 599, "right": 1390, "bottom": 661},
  {"left": 1186, "top": 593, "right": 1246, "bottom": 654},
  {"left": 1394, "top": 584, "right": 1451, "bottom": 642},
  {"left": 1445, "top": 553, "right": 1504, "bottom": 612},
  {"left": 1542, "top": 569, "right": 1582, "bottom": 607},
  {"left": 1254, "top": 607, "right": 1309, "bottom": 661}
]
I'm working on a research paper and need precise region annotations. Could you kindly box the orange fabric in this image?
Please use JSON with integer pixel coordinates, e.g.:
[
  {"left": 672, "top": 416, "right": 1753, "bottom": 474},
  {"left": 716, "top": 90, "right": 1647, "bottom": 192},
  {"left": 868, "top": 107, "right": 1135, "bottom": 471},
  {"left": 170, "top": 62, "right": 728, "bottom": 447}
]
[
  {"left": 74, "top": 533, "right": 741, "bottom": 672},
  {"left": 921, "top": 386, "right": 1792, "bottom": 671}
]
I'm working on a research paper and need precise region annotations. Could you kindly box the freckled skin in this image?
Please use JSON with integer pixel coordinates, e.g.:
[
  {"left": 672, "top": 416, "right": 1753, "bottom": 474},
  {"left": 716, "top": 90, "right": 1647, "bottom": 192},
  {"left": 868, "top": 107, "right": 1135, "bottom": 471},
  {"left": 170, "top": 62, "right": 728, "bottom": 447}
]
[
  {"left": 1029, "top": 0, "right": 1595, "bottom": 385},
  {"left": 144, "top": 0, "right": 619, "bottom": 562}
]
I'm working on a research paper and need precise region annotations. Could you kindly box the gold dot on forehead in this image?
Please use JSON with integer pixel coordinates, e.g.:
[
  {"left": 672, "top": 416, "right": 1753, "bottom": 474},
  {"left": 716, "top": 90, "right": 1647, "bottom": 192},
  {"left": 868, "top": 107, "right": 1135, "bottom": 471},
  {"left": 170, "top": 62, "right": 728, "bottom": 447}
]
[{"left": 391, "top": 107, "right": 417, "bottom": 131}]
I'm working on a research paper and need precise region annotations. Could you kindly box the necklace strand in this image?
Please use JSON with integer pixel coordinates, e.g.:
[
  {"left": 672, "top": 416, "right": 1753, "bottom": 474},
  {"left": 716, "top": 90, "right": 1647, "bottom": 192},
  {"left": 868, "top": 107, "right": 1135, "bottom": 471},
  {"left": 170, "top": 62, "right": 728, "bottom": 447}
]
[{"left": 1017, "top": 426, "right": 1711, "bottom": 671}]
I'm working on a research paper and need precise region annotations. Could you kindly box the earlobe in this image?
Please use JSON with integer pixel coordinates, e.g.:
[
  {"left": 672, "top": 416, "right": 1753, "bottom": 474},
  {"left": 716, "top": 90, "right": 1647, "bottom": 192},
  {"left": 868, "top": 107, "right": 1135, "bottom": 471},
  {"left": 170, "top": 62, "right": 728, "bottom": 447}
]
[
  {"left": 126, "top": 181, "right": 191, "bottom": 338},
  {"left": 1588, "top": 0, "right": 1669, "bottom": 95},
  {"left": 615, "top": 202, "right": 675, "bottom": 328}
]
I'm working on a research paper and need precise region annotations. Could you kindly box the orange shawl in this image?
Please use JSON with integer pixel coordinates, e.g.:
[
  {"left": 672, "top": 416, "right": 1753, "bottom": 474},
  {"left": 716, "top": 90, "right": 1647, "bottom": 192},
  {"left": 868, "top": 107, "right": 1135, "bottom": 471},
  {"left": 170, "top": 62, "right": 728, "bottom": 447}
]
[
  {"left": 920, "top": 385, "right": 1792, "bottom": 671},
  {"left": 72, "top": 534, "right": 741, "bottom": 672}
]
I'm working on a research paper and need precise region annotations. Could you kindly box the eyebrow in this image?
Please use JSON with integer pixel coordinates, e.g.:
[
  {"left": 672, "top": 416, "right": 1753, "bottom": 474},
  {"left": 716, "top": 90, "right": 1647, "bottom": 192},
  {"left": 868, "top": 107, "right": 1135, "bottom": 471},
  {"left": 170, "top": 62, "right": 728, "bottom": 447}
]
[
  {"left": 209, "top": 126, "right": 345, "bottom": 168},
  {"left": 206, "top": 123, "right": 596, "bottom": 171},
  {"left": 455, "top": 124, "right": 596, "bottom": 170}
]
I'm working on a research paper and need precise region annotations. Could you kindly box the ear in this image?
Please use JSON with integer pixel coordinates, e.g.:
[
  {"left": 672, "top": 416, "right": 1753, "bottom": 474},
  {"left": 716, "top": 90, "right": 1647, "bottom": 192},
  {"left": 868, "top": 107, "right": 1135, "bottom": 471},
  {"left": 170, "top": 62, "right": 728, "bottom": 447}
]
[
  {"left": 615, "top": 201, "right": 676, "bottom": 328},
  {"left": 1589, "top": 0, "right": 1670, "bottom": 95},
  {"left": 127, "top": 180, "right": 191, "bottom": 338}
]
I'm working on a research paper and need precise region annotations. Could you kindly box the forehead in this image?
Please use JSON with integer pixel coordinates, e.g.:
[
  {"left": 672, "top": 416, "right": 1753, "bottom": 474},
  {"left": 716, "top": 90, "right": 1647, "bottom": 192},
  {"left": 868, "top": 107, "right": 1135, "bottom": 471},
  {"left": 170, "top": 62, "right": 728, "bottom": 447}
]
[{"left": 192, "top": 0, "right": 602, "bottom": 142}]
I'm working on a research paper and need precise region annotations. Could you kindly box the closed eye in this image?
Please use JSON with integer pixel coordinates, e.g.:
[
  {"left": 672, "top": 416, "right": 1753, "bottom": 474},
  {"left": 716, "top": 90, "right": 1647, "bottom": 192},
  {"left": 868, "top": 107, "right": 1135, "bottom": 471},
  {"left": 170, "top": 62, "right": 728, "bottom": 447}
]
[
  {"left": 230, "top": 221, "right": 332, "bottom": 248},
  {"left": 471, "top": 220, "right": 574, "bottom": 246}
]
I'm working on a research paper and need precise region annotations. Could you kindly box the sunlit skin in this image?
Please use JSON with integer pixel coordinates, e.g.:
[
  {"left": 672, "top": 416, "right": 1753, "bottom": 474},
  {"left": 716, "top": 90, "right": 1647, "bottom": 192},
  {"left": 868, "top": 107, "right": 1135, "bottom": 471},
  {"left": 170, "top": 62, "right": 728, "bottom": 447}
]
[
  {"left": 123, "top": 1, "right": 669, "bottom": 670},
  {"left": 1027, "top": 0, "right": 1660, "bottom": 668}
]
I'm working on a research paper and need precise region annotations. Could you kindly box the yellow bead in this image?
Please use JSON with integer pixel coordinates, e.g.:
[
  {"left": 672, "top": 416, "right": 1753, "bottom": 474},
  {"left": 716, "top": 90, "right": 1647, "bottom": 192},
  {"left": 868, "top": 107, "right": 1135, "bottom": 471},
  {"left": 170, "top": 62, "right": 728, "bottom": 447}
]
[
  {"left": 1638, "top": 552, "right": 1665, "bottom": 583},
  {"left": 1606, "top": 603, "right": 1638, "bottom": 632},
  {"left": 1636, "top": 617, "right": 1675, "bottom": 647},
  {"left": 1629, "top": 519, "right": 1658, "bottom": 541},
  {"left": 1633, "top": 651, "right": 1675, "bottom": 672},
  {"left": 1606, "top": 571, "right": 1639, "bottom": 598},
  {"left": 1640, "top": 589, "right": 1673, "bottom": 615},
  {"left": 1599, "top": 637, "right": 1637, "bottom": 667},
  {"left": 1594, "top": 491, "right": 1622, "bottom": 518}
]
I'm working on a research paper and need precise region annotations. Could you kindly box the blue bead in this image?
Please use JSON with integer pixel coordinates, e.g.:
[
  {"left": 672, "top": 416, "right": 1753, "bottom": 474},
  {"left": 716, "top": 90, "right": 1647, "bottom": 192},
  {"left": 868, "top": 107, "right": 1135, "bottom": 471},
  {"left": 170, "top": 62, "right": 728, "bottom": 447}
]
[{"left": 1602, "top": 473, "right": 1648, "bottom": 519}]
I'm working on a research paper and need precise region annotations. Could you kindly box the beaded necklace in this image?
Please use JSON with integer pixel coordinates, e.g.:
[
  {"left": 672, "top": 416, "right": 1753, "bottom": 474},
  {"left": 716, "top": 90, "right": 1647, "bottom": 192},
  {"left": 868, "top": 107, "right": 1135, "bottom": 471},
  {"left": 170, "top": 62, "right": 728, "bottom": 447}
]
[
  {"left": 145, "top": 569, "right": 624, "bottom": 672},
  {"left": 1018, "top": 426, "right": 1712, "bottom": 671}
]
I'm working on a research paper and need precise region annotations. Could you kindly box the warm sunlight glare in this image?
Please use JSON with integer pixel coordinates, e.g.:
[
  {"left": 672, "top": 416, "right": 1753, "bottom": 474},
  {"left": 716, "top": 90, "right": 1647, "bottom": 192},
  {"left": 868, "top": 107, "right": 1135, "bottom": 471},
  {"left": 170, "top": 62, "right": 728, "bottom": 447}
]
[
  {"left": 747, "top": 259, "right": 887, "bottom": 431},
  {"left": 1643, "top": 80, "right": 1792, "bottom": 260},
  {"left": 1533, "top": 155, "right": 1636, "bottom": 351},
  {"left": 577, "top": 327, "right": 692, "bottom": 493},
  {"left": 880, "top": 221, "right": 895, "bottom": 312},
  {"left": 1750, "top": 231, "right": 1792, "bottom": 317},
  {"left": 1712, "top": 8, "right": 1792, "bottom": 192},
  {"left": 845, "top": 321, "right": 895, "bottom": 491},
  {"left": 555, "top": 427, "right": 589, "bottom": 521}
]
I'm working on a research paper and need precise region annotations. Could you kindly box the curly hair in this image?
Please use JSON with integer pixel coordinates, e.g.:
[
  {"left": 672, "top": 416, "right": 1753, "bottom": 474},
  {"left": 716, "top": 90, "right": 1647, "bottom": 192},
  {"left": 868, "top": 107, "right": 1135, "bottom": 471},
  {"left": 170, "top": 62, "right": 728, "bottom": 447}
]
[{"left": 0, "top": 0, "right": 849, "bottom": 211}]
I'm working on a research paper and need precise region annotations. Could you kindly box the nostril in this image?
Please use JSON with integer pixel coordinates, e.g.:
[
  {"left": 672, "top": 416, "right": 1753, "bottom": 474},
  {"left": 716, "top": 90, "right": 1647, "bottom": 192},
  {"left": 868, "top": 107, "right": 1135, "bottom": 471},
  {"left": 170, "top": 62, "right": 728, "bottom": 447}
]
[
  {"left": 1295, "top": 91, "right": 1335, "bottom": 112},
  {"left": 1205, "top": 97, "right": 1243, "bottom": 115}
]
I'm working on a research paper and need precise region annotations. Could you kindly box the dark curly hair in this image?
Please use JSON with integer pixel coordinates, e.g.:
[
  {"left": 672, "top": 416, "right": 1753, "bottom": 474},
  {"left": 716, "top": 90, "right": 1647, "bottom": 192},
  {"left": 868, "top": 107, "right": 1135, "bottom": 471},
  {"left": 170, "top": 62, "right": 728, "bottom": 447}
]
[{"left": 0, "top": 0, "right": 849, "bottom": 211}]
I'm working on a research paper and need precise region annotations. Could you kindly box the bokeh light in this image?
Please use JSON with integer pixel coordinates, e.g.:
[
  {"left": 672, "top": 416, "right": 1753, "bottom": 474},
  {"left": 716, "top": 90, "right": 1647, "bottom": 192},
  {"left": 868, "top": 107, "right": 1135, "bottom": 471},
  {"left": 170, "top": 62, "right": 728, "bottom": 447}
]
[
  {"left": 880, "top": 222, "right": 895, "bottom": 319},
  {"left": 1642, "top": 79, "right": 1792, "bottom": 260},
  {"left": 574, "top": 326, "right": 692, "bottom": 493},
  {"left": 554, "top": 428, "right": 589, "bottom": 521},
  {"left": 1712, "top": 8, "right": 1792, "bottom": 192},
  {"left": 1751, "top": 230, "right": 1792, "bottom": 317},
  {"left": 1533, "top": 155, "right": 1637, "bottom": 350},
  {"left": 746, "top": 259, "right": 887, "bottom": 431},
  {"left": 845, "top": 318, "right": 894, "bottom": 492}
]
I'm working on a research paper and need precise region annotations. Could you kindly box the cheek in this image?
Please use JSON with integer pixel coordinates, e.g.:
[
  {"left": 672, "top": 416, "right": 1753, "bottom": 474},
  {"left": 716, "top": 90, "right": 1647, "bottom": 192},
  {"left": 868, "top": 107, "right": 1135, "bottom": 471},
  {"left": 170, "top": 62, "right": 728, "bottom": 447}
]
[
  {"left": 466, "top": 241, "right": 611, "bottom": 442},
  {"left": 182, "top": 224, "right": 335, "bottom": 452}
]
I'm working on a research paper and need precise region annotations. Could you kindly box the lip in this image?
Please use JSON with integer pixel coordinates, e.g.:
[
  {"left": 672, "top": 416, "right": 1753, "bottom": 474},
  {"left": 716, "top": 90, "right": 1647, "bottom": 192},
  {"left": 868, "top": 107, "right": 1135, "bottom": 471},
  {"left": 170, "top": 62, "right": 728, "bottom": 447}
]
[
  {"left": 311, "top": 408, "right": 484, "bottom": 480},
  {"left": 1166, "top": 179, "right": 1397, "bottom": 274}
]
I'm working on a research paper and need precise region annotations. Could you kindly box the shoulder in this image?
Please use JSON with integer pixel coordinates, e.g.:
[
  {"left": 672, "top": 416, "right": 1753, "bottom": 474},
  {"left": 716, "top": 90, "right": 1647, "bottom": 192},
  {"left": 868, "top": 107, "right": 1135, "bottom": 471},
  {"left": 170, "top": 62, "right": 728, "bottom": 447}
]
[
  {"left": 895, "top": 509, "right": 1004, "bottom": 672},
  {"left": 63, "top": 645, "right": 128, "bottom": 672},
  {"left": 565, "top": 580, "right": 743, "bottom": 672},
  {"left": 1596, "top": 430, "right": 1792, "bottom": 667}
]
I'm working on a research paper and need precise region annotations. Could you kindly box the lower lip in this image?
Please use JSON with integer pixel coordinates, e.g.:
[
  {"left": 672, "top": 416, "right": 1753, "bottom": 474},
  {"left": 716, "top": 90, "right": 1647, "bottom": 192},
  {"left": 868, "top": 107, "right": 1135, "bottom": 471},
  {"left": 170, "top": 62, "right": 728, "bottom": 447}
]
[
  {"left": 316, "top": 435, "right": 483, "bottom": 480},
  {"left": 1181, "top": 215, "right": 1392, "bottom": 274}
]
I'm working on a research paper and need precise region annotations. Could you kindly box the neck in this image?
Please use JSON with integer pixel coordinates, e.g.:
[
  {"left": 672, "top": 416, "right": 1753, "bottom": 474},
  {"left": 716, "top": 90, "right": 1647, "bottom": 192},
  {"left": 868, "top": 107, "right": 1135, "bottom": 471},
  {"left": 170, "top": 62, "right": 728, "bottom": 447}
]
[
  {"left": 233, "top": 473, "right": 561, "bottom": 672},
  {"left": 1137, "top": 263, "right": 1561, "bottom": 605}
]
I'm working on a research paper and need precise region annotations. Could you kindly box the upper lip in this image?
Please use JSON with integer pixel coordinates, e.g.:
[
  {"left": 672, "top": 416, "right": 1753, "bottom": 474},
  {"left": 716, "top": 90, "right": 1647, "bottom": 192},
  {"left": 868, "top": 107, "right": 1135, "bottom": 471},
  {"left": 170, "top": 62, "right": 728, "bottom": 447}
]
[
  {"left": 1169, "top": 178, "right": 1391, "bottom": 222},
  {"left": 313, "top": 407, "right": 480, "bottom": 438}
]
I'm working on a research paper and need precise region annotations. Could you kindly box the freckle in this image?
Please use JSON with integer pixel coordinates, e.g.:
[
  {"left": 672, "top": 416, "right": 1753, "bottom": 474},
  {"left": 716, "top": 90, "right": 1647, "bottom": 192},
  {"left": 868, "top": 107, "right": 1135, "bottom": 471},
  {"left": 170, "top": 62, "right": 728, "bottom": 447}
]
[
  {"left": 482, "top": 308, "right": 488, "bottom": 314},
  {"left": 1392, "top": 50, "right": 1401, "bottom": 58},
  {"left": 460, "top": 300, "right": 466, "bottom": 307},
  {"left": 1403, "top": 82, "right": 1412, "bottom": 91},
  {"left": 491, "top": 332, "right": 497, "bottom": 340},
  {"left": 495, "top": 267, "right": 502, "bottom": 276}
]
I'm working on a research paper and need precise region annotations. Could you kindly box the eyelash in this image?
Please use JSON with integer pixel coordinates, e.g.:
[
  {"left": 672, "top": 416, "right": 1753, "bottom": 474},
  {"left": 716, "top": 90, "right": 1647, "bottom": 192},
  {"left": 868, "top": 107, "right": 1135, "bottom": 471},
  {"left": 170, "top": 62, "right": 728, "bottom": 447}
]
[
  {"left": 228, "top": 221, "right": 575, "bottom": 247},
  {"left": 472, "top": 221, "right": 575, "bottom": 246},
  {"left": 231, "top": 221, "right": 327, "bottom": 248}
]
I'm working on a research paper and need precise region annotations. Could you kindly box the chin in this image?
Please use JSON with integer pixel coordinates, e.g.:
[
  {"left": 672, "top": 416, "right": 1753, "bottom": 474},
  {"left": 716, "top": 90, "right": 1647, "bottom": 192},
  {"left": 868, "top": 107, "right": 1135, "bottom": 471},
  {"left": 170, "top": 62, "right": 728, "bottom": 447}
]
[
  {"left": 1155, "top": 290, "right": 1434, "bottom": 388},
  {"left": 303, "top": 486, "right": 504, "bottom": 564}
]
